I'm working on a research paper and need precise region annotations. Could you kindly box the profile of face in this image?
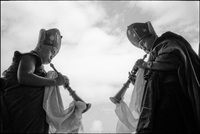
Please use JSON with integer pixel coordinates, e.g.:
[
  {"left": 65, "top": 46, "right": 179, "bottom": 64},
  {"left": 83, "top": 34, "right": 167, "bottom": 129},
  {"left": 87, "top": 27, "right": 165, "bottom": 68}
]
[
  {"left": 40, "top": 45, "right": 59, "bottom": 64},
  {"left": 36, "top": 28, "right": 62, "bottom": 64},
  {"left": 127, "top": 21, "right": 157, "bottom": 54},
  {"left": 138, "top": 36, "right": 155, "bottom": 53}
]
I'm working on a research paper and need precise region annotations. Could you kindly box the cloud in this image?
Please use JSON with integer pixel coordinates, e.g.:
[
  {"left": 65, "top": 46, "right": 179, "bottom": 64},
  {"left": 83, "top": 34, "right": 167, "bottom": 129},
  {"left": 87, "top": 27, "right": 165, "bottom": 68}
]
[
  {"left": 47, "top": 25, "right": 144, "bottom": 103},
  {"left": 90, "top": 120, "right": 103, "bottom": 133},
  {"left": 1, "top": 1, "right": 199, "bottom": 133},
  {"left": 1, "top": 1, "right": 106, "bottom": 47},
  {"left": 1, "top": 1, "right": 107, "bottom": 73},
  {"left": 2, "top": 1, "right": 198, "bottom": 106},
  {"left": 125, "top": 1, "right": 199, "bottom": 53},
  {"left": 135, "top": 1, "right": 199, "bottom": 36}
]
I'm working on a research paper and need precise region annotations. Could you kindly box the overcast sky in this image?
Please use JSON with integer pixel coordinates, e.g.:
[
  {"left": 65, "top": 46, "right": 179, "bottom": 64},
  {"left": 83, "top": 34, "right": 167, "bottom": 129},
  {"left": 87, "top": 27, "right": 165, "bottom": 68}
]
[{"left": 1, "top": 1, "right": 199, "bottom": 133}]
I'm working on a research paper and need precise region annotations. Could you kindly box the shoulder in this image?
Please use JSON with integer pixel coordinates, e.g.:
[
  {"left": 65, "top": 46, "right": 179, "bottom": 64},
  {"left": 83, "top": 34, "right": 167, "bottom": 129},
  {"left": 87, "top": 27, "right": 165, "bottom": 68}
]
[
  {"left": 14, "top": 51, "right": 42, "bottom": 67},
  {"left": 157, "top": 31, "right": 187, "bottom": 51},
  {"left": 154, "top": 39, "right": 180, "bottom": 55}
]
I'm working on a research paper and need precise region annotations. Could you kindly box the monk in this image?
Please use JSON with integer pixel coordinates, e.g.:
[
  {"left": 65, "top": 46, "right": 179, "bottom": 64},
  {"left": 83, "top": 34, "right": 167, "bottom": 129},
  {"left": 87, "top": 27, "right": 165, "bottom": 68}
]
[{"left": 1, "top": 28, "right": 69, "bottom": 133}]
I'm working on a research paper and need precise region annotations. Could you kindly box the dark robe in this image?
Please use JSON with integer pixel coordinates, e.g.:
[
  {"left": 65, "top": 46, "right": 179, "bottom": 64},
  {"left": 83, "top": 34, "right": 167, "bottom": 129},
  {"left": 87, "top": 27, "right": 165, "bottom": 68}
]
[
  {"left": 1, "top": 51, "right": 49, "bottom": 133},
  {"left": 136, "top": 32, "right": 200, "bottom": 134}
]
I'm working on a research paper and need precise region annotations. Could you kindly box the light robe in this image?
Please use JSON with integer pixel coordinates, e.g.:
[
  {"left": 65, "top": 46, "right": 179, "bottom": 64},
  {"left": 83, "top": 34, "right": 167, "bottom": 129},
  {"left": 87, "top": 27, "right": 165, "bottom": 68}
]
[{"left": 43, "top": 71, "right": 86, "bottom": 133}]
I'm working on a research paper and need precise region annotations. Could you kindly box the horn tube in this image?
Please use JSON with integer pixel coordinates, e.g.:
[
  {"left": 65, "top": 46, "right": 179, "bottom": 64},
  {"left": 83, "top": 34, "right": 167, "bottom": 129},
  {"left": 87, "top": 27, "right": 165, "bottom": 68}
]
[
  {"left": 50, "top": 63, "right": 91, "bottom": 113},
  {"left": 110, "top": 54, "right": 147, "bottom": 104}
]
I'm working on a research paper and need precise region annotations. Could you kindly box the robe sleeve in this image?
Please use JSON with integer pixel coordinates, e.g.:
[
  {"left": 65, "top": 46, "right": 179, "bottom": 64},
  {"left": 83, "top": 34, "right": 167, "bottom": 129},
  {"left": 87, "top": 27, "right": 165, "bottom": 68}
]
[{"left": 148, "top": 41, "right": 182, "bottom": 71}]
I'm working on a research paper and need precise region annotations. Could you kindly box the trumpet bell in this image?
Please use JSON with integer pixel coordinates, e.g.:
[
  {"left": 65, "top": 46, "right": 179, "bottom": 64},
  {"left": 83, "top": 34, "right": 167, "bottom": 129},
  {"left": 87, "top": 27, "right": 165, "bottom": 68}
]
[
  {"left": 109, "top": 54, "right": 147, "bottom": 105},
  {"left": 83, "top": 103, "right": 92, "bottom": 113},
  {"left": 110, "top": 97, "right": 121, "bottom": 104}
]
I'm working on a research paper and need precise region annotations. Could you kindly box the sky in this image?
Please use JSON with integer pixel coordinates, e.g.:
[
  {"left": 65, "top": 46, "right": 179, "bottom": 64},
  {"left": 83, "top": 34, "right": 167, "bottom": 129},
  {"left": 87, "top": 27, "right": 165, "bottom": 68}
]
[{"left": 1, "top": 1, "right": 199, "bottom": 133}]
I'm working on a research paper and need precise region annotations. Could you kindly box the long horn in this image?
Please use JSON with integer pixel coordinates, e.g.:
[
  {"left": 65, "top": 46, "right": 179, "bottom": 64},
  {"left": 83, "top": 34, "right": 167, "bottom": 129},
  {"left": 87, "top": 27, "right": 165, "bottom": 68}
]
[
  {"left": 110, "top": 54, "right": 147, "bottom": 104},
  {"left": 50, "top": 63, "right": 91, "bottom": 113}
]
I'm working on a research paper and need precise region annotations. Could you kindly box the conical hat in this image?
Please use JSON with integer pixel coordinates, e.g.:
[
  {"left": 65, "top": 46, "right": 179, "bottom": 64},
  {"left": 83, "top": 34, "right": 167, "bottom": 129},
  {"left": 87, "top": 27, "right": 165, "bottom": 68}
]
[
  {"left": 127, "top": 21, "right": 154, "bottom": 47},
  {"left": 38, "top": 28, "right": 62, "bottom": 51}
]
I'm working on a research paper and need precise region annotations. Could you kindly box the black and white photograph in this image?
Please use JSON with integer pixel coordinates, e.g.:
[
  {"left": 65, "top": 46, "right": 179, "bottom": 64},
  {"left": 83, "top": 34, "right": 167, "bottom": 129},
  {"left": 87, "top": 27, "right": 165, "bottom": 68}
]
[{"left": 1, "top": 1, "right": 199, "bottom": 133}]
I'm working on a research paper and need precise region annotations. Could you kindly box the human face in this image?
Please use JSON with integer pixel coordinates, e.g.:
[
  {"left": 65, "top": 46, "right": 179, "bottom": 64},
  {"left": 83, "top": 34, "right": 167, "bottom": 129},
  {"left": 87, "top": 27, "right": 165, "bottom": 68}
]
[
  {"left": 138, "top": 36, "right": 155, "bottom": 53},
  {"left": 138, "top": 39, "right": 149, "bottom": 53},
  {"left": 40, "top": 45, "right": 59, "bottom": 64},
  {"left": 49, "top": 46, "right": 59, "bottom": 60}
]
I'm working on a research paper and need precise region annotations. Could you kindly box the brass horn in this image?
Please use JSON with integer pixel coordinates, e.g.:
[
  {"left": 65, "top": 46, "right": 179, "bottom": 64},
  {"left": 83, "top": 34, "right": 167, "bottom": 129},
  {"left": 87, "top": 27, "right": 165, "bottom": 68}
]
[
  {"left": 50, "top": 63, "right": 91, "bottom": 113},
  {"left": 110, "top": 54, "right": 147, "bottom": 104}
]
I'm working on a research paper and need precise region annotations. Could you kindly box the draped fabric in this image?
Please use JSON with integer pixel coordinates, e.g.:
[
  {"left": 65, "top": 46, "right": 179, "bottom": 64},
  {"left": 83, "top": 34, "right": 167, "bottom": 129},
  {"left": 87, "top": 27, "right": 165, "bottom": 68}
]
[
  {"left": 115, "top": 32, "right": 200, "bottom": 133},
  {"left": 115, "top": 69, "right": 146, "bottom": 133},
  {"left": 136, "top": 32, "right": 200, "bottom": 133},
  {"left": 43, "top": 71, "right": 86, "bottom": 133},
  {"left": 1, "top": 51, "right": 49, "bottom": 133}
]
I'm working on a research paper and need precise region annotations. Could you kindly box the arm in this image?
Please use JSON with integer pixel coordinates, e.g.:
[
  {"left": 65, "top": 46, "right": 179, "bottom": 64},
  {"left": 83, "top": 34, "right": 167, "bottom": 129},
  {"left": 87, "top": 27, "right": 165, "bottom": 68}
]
[
  {"left": 146, "top": 52, "right": 180, "bottom": 71},
  {"left": 17, "top": 55, "right": 65, "bottom": 87},
  {"left": 135, "top": 42, "right": 181, "bottom": 71},
  {"left": 148, "top": 42, "right": 181, "bottom": 71}
]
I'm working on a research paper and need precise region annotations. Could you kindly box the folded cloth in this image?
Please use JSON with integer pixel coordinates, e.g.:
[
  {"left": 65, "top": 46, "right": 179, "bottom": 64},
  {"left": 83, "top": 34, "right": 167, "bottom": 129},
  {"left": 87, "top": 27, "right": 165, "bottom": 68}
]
[
  {"left": 115, "top": 69, "right": 146, "bottom": 133},
  {"left": 115, "top": 100, "right": 138, "bottom": 133},
  {"left": 43, "top": 71, "right": 86, "bottom": 133}
]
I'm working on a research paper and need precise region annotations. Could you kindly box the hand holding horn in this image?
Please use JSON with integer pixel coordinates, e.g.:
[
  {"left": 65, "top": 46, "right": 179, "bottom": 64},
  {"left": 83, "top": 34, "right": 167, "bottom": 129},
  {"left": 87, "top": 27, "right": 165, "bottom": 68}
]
[{"left": 110, "top": 54, "right": 147, "bottom": 104}]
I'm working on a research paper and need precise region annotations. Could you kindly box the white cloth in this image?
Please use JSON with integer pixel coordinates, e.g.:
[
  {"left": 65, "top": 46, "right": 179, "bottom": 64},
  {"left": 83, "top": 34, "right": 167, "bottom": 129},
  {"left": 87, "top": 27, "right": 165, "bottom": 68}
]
[
  {"left": 115, "top": 69, "right": 146, "bottom": 133},
  {"left": 43, "top": 71, "right": 86, "bottom": 133}
]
